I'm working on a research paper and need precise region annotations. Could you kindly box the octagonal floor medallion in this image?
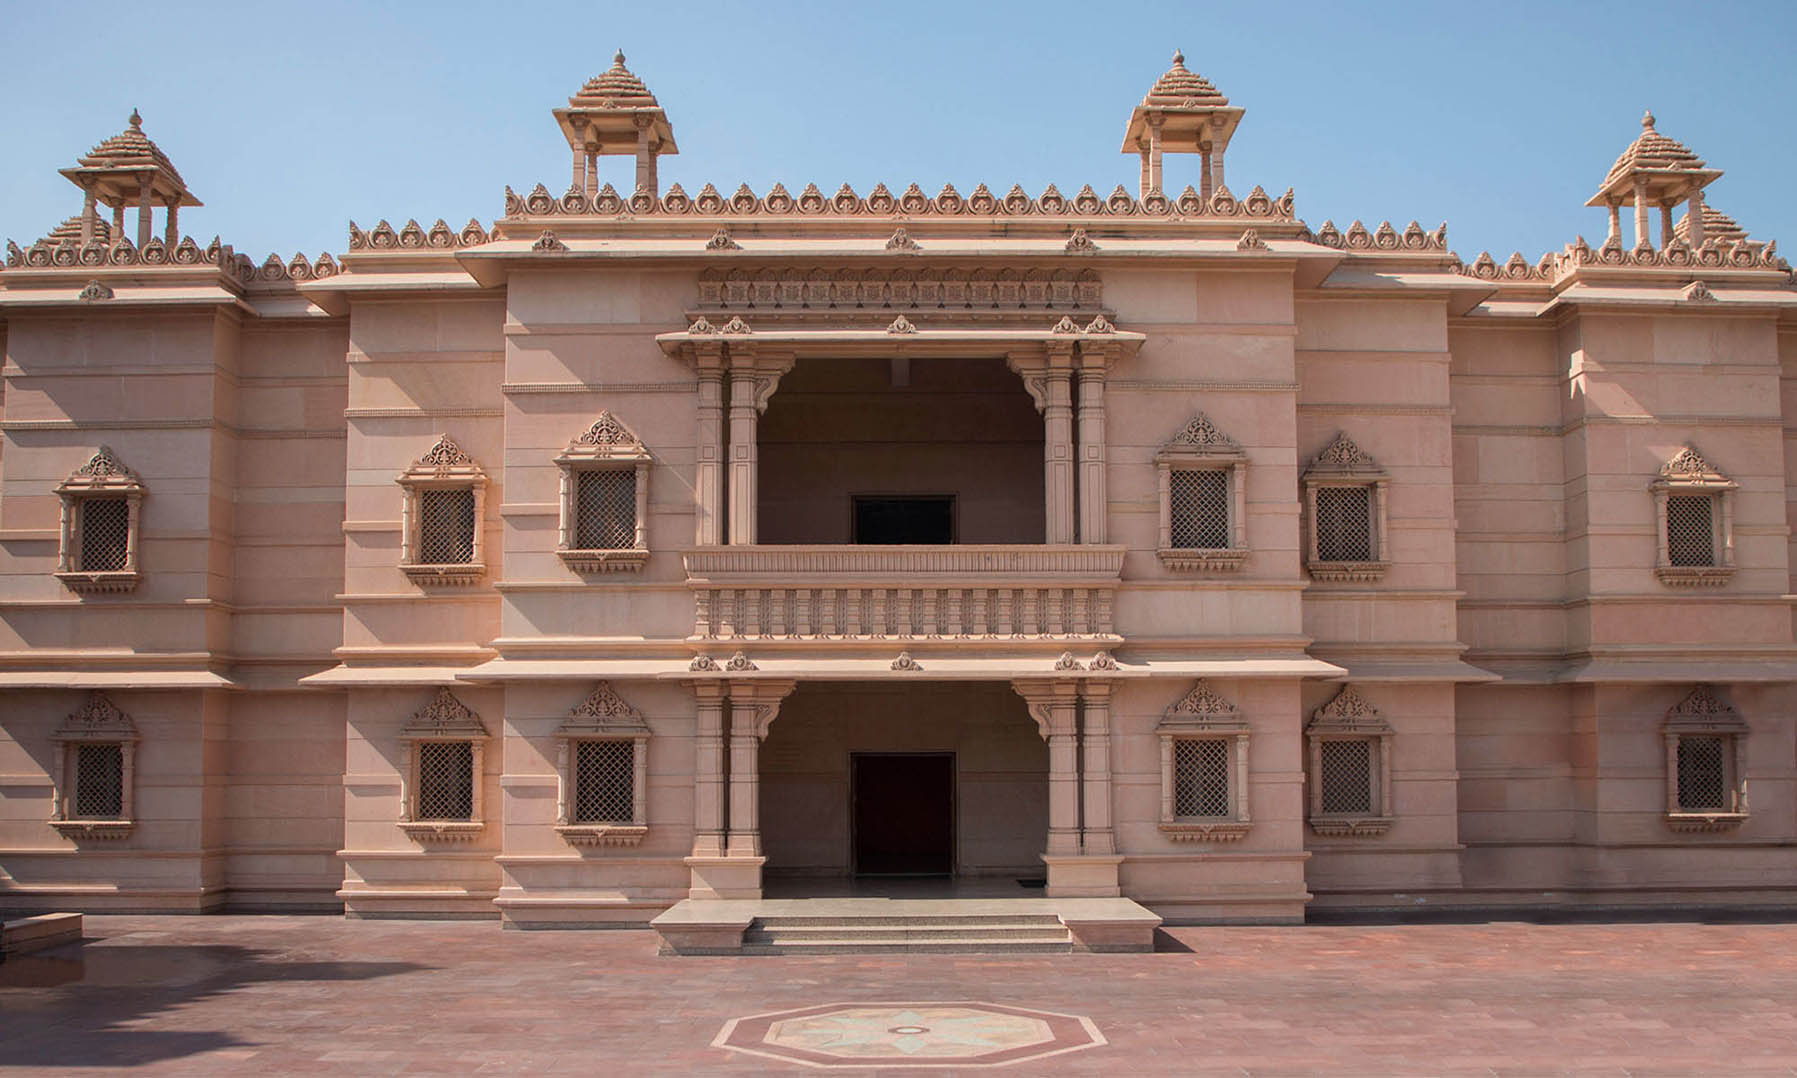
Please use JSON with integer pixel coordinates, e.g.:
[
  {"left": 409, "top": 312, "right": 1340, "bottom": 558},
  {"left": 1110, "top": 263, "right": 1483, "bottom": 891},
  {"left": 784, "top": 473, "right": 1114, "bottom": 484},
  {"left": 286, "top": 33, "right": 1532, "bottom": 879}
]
[{"left": 713, "top": 1000, "right": 1105, "bottom": 1069}]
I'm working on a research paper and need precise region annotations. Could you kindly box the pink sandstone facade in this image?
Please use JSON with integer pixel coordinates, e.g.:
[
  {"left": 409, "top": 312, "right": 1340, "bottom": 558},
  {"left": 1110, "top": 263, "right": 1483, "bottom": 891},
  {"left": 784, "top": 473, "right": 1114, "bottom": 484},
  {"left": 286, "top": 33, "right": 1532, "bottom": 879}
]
[{"left": 1, "top": 55, "right": 1795, "bottom": 926}]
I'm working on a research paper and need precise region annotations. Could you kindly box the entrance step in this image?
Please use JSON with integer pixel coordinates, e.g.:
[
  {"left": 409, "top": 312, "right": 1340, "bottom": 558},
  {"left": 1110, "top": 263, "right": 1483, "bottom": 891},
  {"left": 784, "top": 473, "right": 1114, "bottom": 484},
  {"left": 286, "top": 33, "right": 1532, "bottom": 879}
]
[{"left": 651, "top": 896, "right": 1160, "bottom": 955}]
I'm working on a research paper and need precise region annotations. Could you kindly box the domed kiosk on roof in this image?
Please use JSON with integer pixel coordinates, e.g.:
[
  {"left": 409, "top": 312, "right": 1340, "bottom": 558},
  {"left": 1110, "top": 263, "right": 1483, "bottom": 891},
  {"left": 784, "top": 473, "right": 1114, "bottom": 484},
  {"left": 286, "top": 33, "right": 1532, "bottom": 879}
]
[
  {"left": 1586, "top": 111, "right": 1722, "bottom": 249},
  {"left": 553, "top": 51, "right": 679, "bottom": 199},
  {"left": 1120, "top": 50, "right": 1245, "bottom": 201},
  {"left": 57, "top": 110, "right": 200, "bottom": 249}
]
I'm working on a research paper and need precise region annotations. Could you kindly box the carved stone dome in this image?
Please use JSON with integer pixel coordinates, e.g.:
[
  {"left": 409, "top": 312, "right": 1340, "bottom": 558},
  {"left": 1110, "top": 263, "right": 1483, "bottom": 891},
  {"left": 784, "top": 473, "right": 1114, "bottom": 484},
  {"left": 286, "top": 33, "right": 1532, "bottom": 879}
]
[
  {"left": 1140, "top": 50, "right": 1229, "bottom": 107},
  {"left": 42, "top": 215, "right": 112, "bottom": 246},
  {"left": 1674, "top": 203, "right": 1748, "bottom": 245},
  {"left": 570, "top": 51, "right": 661, "bottom": 109},
  {"left": 78, "top": 110, "right": 187, "bottom": 187},
  {"left": 1603, "top": 111, "right": 1705, "bottom": 187}
]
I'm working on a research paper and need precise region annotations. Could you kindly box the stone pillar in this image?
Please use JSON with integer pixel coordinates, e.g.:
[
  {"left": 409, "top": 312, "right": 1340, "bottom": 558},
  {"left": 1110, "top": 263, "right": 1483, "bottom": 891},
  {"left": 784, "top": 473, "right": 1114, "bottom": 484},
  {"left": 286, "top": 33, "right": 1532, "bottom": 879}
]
[
  {"left": 112, "top": 204, "right": 125, "bottom": 235},
  {"left": 1200, "top": 145, "right": 1214, "bottom": 202},
  {"left": 1660, "top": 203, "right": 1674, "bottom": 249},
  {"left": 585, "top": 150, "right": 599, "bottom": 196},
  {"left": 1607, "top": 201, "right": 1621, "bottom": 244},
  {"left": 726, "top": 360, "right": 760, "bottom": 546},
  {"left": 723, "top": 351, "right": 790, "bottom": 546},
  {"left": 1009, "top": 348, "right": 1077, "bottom": 544},
  {"left": 136, "top": 174, "right": 153, "bottom": 249},
  {"left": 1212, "top": 148, "right": 1226, "bottom": 195},
  {"left": 80, "top": 188, "right": 97, "bottom": 244},
  {"left": 1015, "top": 681, "right": 1082, "bottom": 857},
  {"left": 1138, "top": 145, "right": 1152, "bottom": 201},
  {"left": 726, "top": 688, "right": 763, "bottom": 858},
  {"left": 1079, "top": 681, "right": 1115, "bottom": 855},
  {"left": 634, "top": 117, "right": 657, "bottom": 195},
  {"left": 1687, "top": 188, "right": 1707, "bottom": 248},
  {"left": 571, "top": 146, "right": 586, "bottom": 193},
  {"left": 1147, "top": 115, "right": 1164, "bottom": 196},
  {"left": 694, "top": 346, "right": 726, "bottom": 545},
  {"left": 1075, "top": 345, "right": 1112, "bottom": 544},
  {"left": 688, "top": 682, "right": 728, "bottom": 857},
  {"left": 1633, "top": 179, "right": 1651, "bottom": 248},
  {"left": 164, "top": 203, "right": 178, "bottom": 245}
]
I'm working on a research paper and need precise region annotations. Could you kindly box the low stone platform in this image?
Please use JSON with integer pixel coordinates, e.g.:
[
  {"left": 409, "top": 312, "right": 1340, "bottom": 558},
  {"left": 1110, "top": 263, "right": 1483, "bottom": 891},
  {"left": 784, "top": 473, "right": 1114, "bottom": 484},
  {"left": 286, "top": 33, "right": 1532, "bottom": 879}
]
[
  {"left": 650, "top": 896, "right": 1161, "bottom": 955},
  {"left": 1, "top": 912, "right": 83, "bottom": 958}
]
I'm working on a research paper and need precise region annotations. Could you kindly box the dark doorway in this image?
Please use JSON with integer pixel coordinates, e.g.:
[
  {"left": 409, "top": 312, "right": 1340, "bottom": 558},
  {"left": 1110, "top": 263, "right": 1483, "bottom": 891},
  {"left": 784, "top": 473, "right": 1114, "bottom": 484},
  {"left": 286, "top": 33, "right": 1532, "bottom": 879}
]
[
  {"left": 852, "top": 753, "right": 954, "bottom": 876},
  {"left": 852, "top": 495, "right": 955, "bottom": 545}
]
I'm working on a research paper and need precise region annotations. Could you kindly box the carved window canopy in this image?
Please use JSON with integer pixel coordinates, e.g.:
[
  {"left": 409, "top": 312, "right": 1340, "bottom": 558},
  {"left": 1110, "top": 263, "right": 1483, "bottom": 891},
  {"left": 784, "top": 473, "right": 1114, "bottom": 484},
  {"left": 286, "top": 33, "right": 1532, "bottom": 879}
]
[
  {"left": 1157, "top": 680, "right": 1251, "bottom": 842},
  {"left": 1306, "top": 685, "right": 1394, "bottom": 837},
  {"left": 49, "top": 691, "right": 139, "bottom": 840},
  {"left": 1651, "top": 446, "right": 1737, "bottom": 588},
  {"left": 397, "top": 689, "right": 489, "bottom": 843},
  {"left": 55, "top": 446, "right": 146, "bottom": 595},
  {"left": 396, "top": 435, "right": 488, "bottom": 587},
  {"left": 1302, "top": 433, "right": 1389, "bottom": 584},
  {"left": 555, "top": 682, "right": 651, "bottom": 848},
  {"left": 556, "top": 412, "right": 651, "bottom": 574},
  {"left": 1662, "top": 685, "right": 1749, "bottom": 833},
  {"left": 1156, "top": 412, "right": 1248, "bottom": 573}
]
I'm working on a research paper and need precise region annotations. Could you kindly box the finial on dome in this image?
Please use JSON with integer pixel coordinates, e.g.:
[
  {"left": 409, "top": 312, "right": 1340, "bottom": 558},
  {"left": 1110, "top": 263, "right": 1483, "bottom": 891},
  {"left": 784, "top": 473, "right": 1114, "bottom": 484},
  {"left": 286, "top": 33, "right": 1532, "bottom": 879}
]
[
  {"left": 1643, "top": 109, "right": 1655, "bottom": 128},
  {"left": 1172, "top": 49, "right": 1184, "bottom": 65},
  {"left": 613, "top": 49, "right": 626, "bottom": 66},
  {"left": 129, "top": 108, "right": 141, "bottom": 129}
]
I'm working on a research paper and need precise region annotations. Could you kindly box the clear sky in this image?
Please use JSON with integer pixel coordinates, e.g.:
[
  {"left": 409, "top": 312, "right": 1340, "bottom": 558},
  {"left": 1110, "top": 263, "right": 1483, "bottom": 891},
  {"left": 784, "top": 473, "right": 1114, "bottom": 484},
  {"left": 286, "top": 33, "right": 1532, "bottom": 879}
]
[{"left": 4, "top": 0, "right": 1795, "bottom": 264}]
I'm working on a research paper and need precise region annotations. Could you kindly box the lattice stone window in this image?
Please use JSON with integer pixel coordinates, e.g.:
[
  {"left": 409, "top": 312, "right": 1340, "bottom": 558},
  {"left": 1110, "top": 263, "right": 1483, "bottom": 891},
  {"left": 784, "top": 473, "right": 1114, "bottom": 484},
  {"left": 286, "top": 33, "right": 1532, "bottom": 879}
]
[
  {"left": 1157, "top": 681, "right": 1251, "bottom": 841},
  {"left": 1305, "top": 686, "right": 1394, "bottom": 837},
  {"left": 1651, "top": 446, "right": 1736, "bottom": 587},
  {"left": 397, "top": 435, "right": 488, "bottom": 587},
  {"left": 49, "top": 692, "right": 138, "bottom": 840},
  {"left": 397, "top": 689, "right": 490, "bottom": 842},
  {"left": 557, "top": 412, "right": 651, "bottom": 574},
  {"left": 1662, "top": 685, "right": 1749, "bottom": 832},
  {"left": 1302, "top": 432, "right": 1389, "bottom": 583},
  {"left": 1156, "top": 412, "right": 1248, "bottom": 572},
  {"left": 55, "top": 446, "right": 146, "bottom": 594},
  {"left": 556, "top": 682, "right": 651, "bottom": 846}
]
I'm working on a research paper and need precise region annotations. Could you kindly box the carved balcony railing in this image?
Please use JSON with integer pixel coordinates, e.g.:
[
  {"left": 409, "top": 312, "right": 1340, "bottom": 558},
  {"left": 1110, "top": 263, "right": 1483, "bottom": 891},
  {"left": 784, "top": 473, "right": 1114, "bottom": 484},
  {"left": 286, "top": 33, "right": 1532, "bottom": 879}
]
[{"left": 682, "top": 545, "right": 1126, "bottom": 642}]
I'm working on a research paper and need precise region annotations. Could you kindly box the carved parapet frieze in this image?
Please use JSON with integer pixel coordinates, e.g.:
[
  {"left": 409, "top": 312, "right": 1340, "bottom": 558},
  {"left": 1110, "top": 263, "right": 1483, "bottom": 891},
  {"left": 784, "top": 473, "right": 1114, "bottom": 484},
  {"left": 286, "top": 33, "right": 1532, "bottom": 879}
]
[
  {"left": 1311, "top": 219, "right": 1448, "bottom": 253},
  {"left": 498, "top": 179, "right": 1295, "bottom": 221},
  {"left": 695, "top": 264, "right": 1104, "bottom": 313}
]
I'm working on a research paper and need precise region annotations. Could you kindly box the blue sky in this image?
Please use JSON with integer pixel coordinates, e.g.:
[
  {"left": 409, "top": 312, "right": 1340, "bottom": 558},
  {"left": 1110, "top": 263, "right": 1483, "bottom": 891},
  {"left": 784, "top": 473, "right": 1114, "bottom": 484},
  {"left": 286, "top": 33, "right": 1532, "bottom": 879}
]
[{"left": 4, "top": 0, "right": 1794, "bottom": 263}]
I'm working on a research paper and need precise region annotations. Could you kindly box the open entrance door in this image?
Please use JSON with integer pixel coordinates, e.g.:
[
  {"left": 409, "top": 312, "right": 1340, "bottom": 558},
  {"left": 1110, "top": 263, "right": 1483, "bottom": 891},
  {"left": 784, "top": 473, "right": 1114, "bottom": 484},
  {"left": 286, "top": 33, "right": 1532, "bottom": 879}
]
[{"left": 852, "top": 753, "right": 954, "bottom": 876}]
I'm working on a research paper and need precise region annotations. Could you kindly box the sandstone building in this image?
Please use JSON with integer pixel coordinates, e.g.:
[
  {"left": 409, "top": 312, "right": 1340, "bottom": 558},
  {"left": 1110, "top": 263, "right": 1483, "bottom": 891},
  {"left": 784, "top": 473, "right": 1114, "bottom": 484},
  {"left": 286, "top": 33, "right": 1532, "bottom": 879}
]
[{"left": 2, "top": 54, "right": 1794, "bottom": 933}]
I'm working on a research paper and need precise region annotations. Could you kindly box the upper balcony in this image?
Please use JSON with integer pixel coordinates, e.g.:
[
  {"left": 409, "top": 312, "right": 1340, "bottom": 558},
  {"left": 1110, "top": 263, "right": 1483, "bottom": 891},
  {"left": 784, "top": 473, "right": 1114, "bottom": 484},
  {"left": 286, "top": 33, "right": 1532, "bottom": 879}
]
[{"left": 682, "top": 544, "right": 1125, "bottom": 643}]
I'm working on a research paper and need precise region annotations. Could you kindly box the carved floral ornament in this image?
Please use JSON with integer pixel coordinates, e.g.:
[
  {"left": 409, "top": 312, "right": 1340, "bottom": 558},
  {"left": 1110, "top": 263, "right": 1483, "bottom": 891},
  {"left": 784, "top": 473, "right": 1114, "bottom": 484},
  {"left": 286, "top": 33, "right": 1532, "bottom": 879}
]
[
  {"left": 1655, "top": 444, "right": 1733, "bottom": 488},
  {"left": 502, "top": 179, "right": 1297, "bottom": 221},
  {"left": 401, "top": 688, "right": 490, "bottom": 740},
  {"left": 7, "top": 232, "right": 333, "bottom": 288},
  {"left": 1306, "top": 432, "right": 1383, "bottom": 478},
  {"left": 53, "top": 691, "right": 139, "bottom": 742}
]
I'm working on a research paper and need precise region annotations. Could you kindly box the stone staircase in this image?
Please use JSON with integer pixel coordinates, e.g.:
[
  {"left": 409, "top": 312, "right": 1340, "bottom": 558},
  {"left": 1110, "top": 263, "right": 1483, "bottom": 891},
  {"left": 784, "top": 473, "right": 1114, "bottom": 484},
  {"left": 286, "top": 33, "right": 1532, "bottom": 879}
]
[
  {"left": 651, "top": 895, "right": 1161, "bottom": 955},
  {"left": 741, "top": 911, "right": 1072, "bottom": 954}
]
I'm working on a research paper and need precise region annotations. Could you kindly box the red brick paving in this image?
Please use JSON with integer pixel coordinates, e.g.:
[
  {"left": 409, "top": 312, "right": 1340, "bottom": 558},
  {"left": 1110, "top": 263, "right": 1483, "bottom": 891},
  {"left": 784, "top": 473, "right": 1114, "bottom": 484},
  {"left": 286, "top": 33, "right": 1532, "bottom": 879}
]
[{"left": 1, "top": 915, "right": 1795, "bottom": 1074}]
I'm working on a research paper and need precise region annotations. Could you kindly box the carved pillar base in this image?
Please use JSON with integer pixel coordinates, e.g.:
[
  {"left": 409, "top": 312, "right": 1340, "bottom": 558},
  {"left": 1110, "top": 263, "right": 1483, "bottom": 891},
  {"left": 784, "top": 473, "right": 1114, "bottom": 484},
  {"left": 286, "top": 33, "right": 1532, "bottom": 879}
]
[
  {"left": 684, "top": 855, "right": 767, "bottom": 901},
  {"left": 1041, "top": 854, "right": 1123, "bottom": 899}
]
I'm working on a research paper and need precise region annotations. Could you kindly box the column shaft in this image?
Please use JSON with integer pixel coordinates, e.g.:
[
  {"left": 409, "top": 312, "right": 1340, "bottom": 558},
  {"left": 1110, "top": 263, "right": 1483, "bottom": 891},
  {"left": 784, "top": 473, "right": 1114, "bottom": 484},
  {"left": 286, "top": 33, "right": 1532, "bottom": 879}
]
[
  {"left": 1147, "top": 119, "right": 1164, "bottom": 195},
  {"left": 1042, "top": 363, "right": 1076, "bottom": 544},
  {"left": 1045, "top": 698, "right": 1081, "bottom": 855},
  {"left": 1076, "top": 352, "right": 1109, "bottom": 544},
  {"left": 136, "top": 175, "right": 153, "bottom": 249},
  {"left": 725, "top": 695, "right": 762, "bottom": 857},
  {"left": 1200, "top": 147, "right": 1214, "bottom": 201},
  {"left": 164, "top": 204, "right": 178, "bottom": 245},
  {"left": 1633, "top": 180, "right": 1650, "bottom": 248},
  {"left": 1080, "top": 682, "right": 1115, "bottom": 855},
  {"left": 690, "top": 684, "right": 727, "bottom": 857},
  {"left": 80, "top": 189, "right": 97, "bottom": 244},
  {"left": 727, "top": 365, "right": 761, "bottom": 545},
  {"left": 695, "top": 355, "right": 726, "bottom": 545},
  {"left": 1687, "top": 189, "right": 1707, "bottom": 247}
]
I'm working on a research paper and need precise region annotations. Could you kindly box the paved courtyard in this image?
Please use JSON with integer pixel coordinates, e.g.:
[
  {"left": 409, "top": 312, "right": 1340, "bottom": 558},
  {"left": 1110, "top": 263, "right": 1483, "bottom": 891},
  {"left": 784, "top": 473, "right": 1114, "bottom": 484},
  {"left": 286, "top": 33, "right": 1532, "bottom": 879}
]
[{"left": 2, "top": 914, "right": 1796, "bottom": 1074}]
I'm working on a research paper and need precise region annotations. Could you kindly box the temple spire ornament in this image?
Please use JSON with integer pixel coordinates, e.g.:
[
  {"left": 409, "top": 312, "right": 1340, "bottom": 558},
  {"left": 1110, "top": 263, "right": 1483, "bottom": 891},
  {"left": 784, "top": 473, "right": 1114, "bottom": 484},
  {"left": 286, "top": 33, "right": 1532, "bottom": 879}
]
[
  {"left": 59, "top": 108, "right": 201, "bottom": 248},
  {"left": 553, "top": 49, "right": 678, "bottom": 198},
  {"left": 1587, "top": 109, "right": 1720, "bottom": 249},
  {"left": 1120, "top": 51, "right": 1244, "bottom": 201}
]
